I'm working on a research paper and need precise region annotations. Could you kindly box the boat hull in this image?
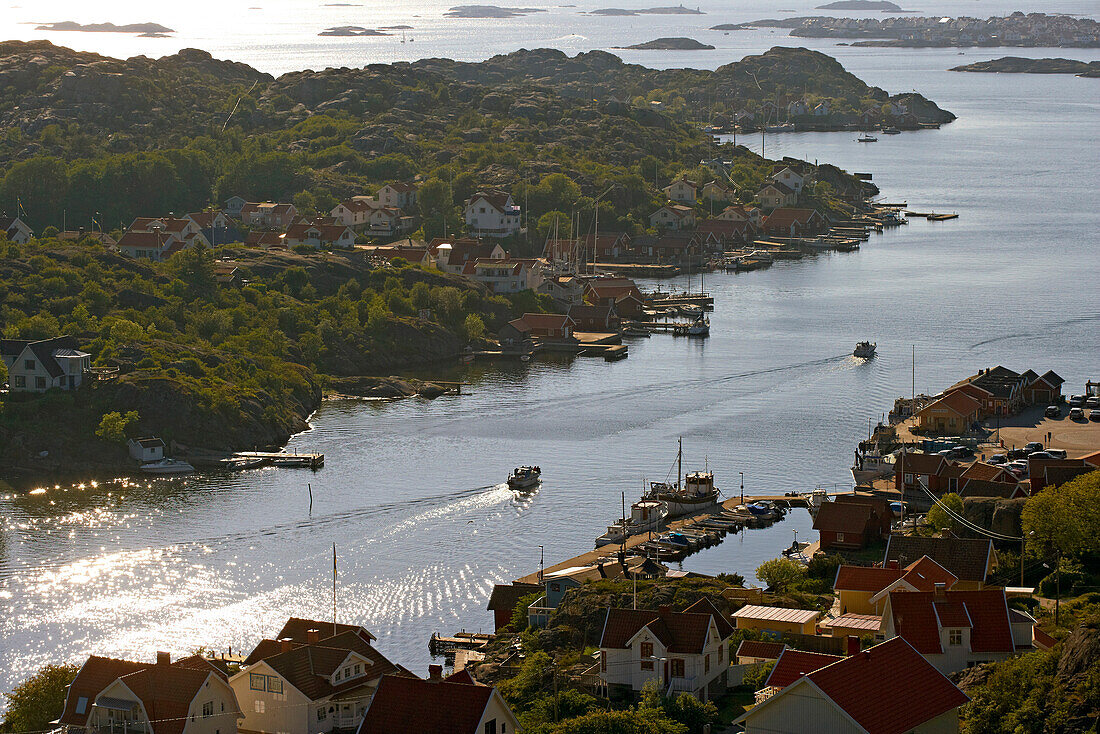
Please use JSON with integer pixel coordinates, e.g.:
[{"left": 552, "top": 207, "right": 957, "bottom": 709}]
[{"left": 651, "top": 492, "right": 719, "bottom": 519}]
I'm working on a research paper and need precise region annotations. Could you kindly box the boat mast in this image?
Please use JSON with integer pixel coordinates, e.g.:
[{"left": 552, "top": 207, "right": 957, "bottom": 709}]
[
  {"left": 621, "top": 491, "right": 627, "bottom": 554},
  {"left": 677, "top": 436, "right": 682, "bottom": 490}
]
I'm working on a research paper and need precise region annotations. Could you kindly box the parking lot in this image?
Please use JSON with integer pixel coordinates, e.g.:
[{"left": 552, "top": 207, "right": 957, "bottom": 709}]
[{"left": 990, "top": 404, "right": 1100, "bottom": 456}]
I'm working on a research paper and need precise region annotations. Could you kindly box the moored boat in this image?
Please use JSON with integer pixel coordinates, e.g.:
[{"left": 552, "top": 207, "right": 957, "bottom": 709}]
[
  {"left": 595, "top": 498, "right": 667, "bottom": 547},
  {"left": 507, "top": 465, "right": 541, "bottom": 490},
  {"left": 140, "top": 458, "right": 195, "bottom": 475},
  {"left": 857, "top": 134, "right": 878, "bottom": 142},
  {"left": 645, "top": 439, "right": 721, "bottom": 518}
]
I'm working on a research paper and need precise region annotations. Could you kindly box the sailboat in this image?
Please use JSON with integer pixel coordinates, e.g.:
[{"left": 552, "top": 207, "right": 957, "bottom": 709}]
[{"left": 644, "top": 439, "right": 720, "bottom": 518}]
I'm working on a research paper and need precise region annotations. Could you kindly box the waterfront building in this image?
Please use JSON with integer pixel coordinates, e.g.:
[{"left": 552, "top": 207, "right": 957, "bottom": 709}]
[
  {"left": 648, "top": 204, "right": 697, "bottom": 231},
  {"left": 914, "top": 391, "right": 983, "bottom": 434},
  {"left": 598, "top": 599, "right": 735, "bottom": 701},
  {"left": 736, "top": 638, "right": 969, "bottom": 734},
  {"left": 486, "top": 582, "right": 542, "bottom": 632},
  {"left": 812, "top": 500, "right": 887, "bottom": 551},
  {"left": 356, "top": 667, "right": 519, "bottom": 734}
]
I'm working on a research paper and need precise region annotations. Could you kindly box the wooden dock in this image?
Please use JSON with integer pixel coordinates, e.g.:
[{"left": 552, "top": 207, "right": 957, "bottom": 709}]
[
  {"left": 428, "top": 631, "right": 492, "bottom": 657},
  {"left": 234, "top": 451, "right": 324, "bottom": 468}
]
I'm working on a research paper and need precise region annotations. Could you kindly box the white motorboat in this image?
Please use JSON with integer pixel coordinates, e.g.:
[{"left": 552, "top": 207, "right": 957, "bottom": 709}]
[
  {"left": 857, "top": 134, "right": 878, "bottom": 142},
  {"left": 507, "top": 465, "right": 541, "bottom": 490},
  {"left": 853, "top": 341, "right": 877, "bottom": 358},
  {"left": 852, "top": 448, "right": 897, "bottom": 485},
  {"left": 140, "top": 458, "right": 195, "bottom": 475},
  {"left": 595, "top": 498, "right": 667, "bottom": 547}
]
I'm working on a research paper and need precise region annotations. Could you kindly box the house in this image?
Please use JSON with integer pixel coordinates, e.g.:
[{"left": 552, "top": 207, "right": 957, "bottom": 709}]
[
  {"left": 763, "top": 649, "right": 844, "bottom": 689},
  {"left": 950, "top": 366, "right": 1028, "bottom": 416},
  {"left": 832, "top": 494, "right": 895, "bottom": 536},
  {"left": 770, "top": 167, "right": 805, "bottom": 194},
  {"left": 662, "top": 178, "right": 698, "bottom": 203},
  {"left": 834, "top": 556, "right": 958, "bottom": 616},
  {"left": 813, "top": 100, "right": 831, "bottom": 117},
  {"left": 517, "top": 313, "right": 574, "bottom": 340},
  {"left": 787, "top": 100, "right": 809, "bottom": 117},
  {"left": 581, "top": 232, "right": 632, "bottom": 261},
  {"left": 1, "top": 336, "right": 91, "bottom": 392},
  {"left": 881, "top": 587, "right": 1030, "bottom": 674},
  {"left": 567, "top": 304, "right": 620, "bottom": 332},
  {"left": 187, "top": 212, "right": 240, "bottom": 247},
  {"left": 647, "top": 232, "right": 702, "bottom": 262},
  {"left": 240, "top": 202, "right": 299, "bottom": 230},
  {"left": 60, "top": 652, "right": 241, "bottom": 734},
  {"left": 821, "top": 613, "right": 884, "bottom": 639},
  {"left": 0, "top": 215, "right": 34, "bottom": 243},
  {"left": 356, "top": 668, "right": 519, "bottom": 734},
  {"left": 498, "top": 319, "right": 532, "bottom": 352},
  {"left": 701, "top": 180, "right": 738, "bottom": 204},
  {"left": 283, "top": 219, "right": 356, "bottom": 249},
  {"left": 648, "top": 204, "right": 696, "bottom": 231},
  {"left": 812, "top": 501, "right": 888, "bottom": 551},
  {"left": 462, "top": 259, "right": 536, "bottom": 294},
  {"left": 245, "top": 231, "right": 286, "bottom": 250},
  {"left": 894, "top": 452, "right": 953, "bottom": 497},
  {"left": 915, "top": 391, "right": 983, "bottom": 434},
  {"left": 756, "top": 182, "right": 798, "bottom": 210},
  {"left": 735, "top": 637, "right": 969, "bottom": 734},
  {"left": 127, "top": 437, "right": 165, "bottom": 463},
  {"left": 1027, "top": 456, "right": 1100, "bottom": 495},
  {"left": 732, "top": 605, "right": 820, "bottom": 635},
  {"left": 224, "top": 196, "right": 248, "bottom": 217},
  {"left": 583, "top": 280, "right": 645, "bottom": 320},
  {"left": 1022, "top": 370, "right": 1064, "bottom": 404},
  {"left": 365, "top": 206, "right": 414, "bottom": 238},
  {"left": 735, "top": 640, "right": 786, "bottom": 665},
  {"left": 761, "top": 208, "right": 825, "bottom": 237},
  {"left": 883, "top": 536, "right": 995, "bottom": 590},
  {"left": 486, "top": 582, "right": 542, "bottom": 632},
  {"left": 117, "top": 230, "right": 185, "bottom": 261},
  {"left": 529, "top": 560, "right": 652, "bottom": 628},
  {"left": 717, "top": 204, "right": 763, "bottom": 227},
  {"left": 128, "top": 217, "right": 202, "bottom": 238},
  {"left": 430, "top": 239, "right": 507, "bottom": 274},
  {"left": 465, "top": 192, "right": 522, "bottom": 238},
  {"left": 538, "top": 276, "right": 586, "bottom": 310},
  {"left": 377, "top": 182, "right": 418, "bottom": 211},
  {"left": 231, "top": 622, "right": 400, "bottom": 734},
  {"left": 696, "top": 219, "right": 753, "bottom": 248},
  {"left": 330, "top": 199, "right": 376, "bottom": 230},
  {"left": 599, "top": 600, "right": 735, "bottom": 700}
]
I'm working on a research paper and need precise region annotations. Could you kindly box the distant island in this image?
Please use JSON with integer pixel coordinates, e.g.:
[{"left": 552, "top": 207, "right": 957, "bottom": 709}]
[
  {"left": 589, "top": 5, "right": 705, "bottom": 15},
  {"left": 318, "top": 26, "right": 391, "bottom": 36},
  {"left": 381, "top": 25, "right": 415, "bottom": 29},
  {"left": 951, "top": 56, "right": 1100, "bottom": 78},
  {"left": 725, "top": 13, "right": 1100, "bottom": 48},
  {"left": 35, "top": 21, "right": 175, "bottom": 34},
  {"left": 816, "top": 0, "right": 908, "bottom": 10},
  {"left": 618, "top": 37, "right": 715, "bottom": 50},
  {"left": 443, "top": 5, "right": 547, "bottom": 17}
]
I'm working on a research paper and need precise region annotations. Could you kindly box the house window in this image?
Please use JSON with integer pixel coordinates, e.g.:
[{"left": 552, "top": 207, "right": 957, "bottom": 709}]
[
  {"left": 267, "top": 676, "right": 283, "bottom": 694},
  {"left": 75, "top": 697, "right": 88, "bottom": 715},
  {"left": 250, "top": 673, "right": 266, "bottom": 691},
  {"left": 317, "top": 707, "right": 327, "bottom": 721},
  {"left": 13, "top": 376, "right": 25, "bottom": 387},
  {"left": 484, "top": 720, "right": 497, "bottom": 734},
  {"left": 640, "top": 642, "right": 654, "bottom": 670},
  {"left": 202, "top": 701, "right": 213, "bottom": 718},
  {"left": 601, "top": 655, "right": 606, "bottom": 672},
  {"left": 949, "top": 629, "right": 963, "bottom": 646},
  {"left": 35, "top": 377, "right": 47, "bottom": 389},
  {"left": 904, "top": 473, "right": 914, "bottom": 484},
  {"left": 670, "top": 659, "right": 685, "bottom": 678},
  {"left": 344, "top": 667, "right": 351, "bottom": 678},
  {"left": 353, "top": 664, "right": 361, "bottom": 675},
  {"left": 837, "top": 533, "right": 845, "bottom": 543},
  {"left": 24, "top": 359, "right": 35, "bottom": 370},
  {"left": 705, "top": 654, "right": 710, "bottom": 673},
  {"left": 254, "top": 701, "right": 265, "bottom": 714}
]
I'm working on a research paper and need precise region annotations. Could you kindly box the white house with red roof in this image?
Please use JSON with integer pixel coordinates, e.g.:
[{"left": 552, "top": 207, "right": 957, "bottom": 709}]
[
  {"left": 648, "top": 204, "right": 696, "bottom": 231},
  {"left": 716, "top": 204, "right": 763, "bottom": 227},
  {"left": 464, "top": 192, "right": 522, "bottom": 238},
  {"left": 736, "top": 637, "right": 969, "bottom": 734},
  {"left": 770, "top": 167, "right": 806, "bottom": 194},
  {"left": 377, "top": 182, "right": 418, "bottom": 211},
  {"left": 462, "top": 258, "right": 543, "bottom": 294},
  {"left": 598, "top": 599, "right": 735, "bottom": 700},
  {"left": 330, "top": 199, "right": 376, "bottom": 229},
  {"left": 283, "top": 219, "right": 356, "bottom": 249},
  {"left": 429, "top": 239, "right": 507, "bottom": 274},
  {"left": 880, "top": 587, "right": 1032, "bottom": 674},
  {"left": 756, "top": 182, "right": 798, "bottom": 210},
  {"left": 662, "top": 177, "right": 698, "bottom": 203},
  {"left": 356, "top": 667, "right": 518, "bottom": 734}
]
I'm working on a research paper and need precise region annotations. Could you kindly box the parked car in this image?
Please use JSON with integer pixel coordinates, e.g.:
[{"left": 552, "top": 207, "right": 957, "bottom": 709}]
[
  {"left": 1087, "top": 397, "right": 1100, "bottom": 409},
  {"left": 1047, "top": 449, "right": 1067, "bottom": 460},
  {"left": 1068, "top": 395, "right": 1085, "bottom": 407},
  {"left": 1024, "top": 442, "right": 1044, "bottom": 454},
  {"left": 1070, "top": 407, "right": 1086, "bottom": 420},
  {"left": 1045, "top": 405, "right": 1061, "bottom": 418},
  {"left": 1007, "top": 461, "right": 1030, "bottom": 478},
  {"left": 1029, "top": 452, "right": 1057, "bottom": 461},
  {"left": 1008, "top": 448, "right": 1030, "bottom": 459},
  {"left": 1091, "top": 410, "right": 1100, "bottom": 423},
  {"left": 988, "top": 454, "right": 1008, "bottom": 465},
  {"left": 951, "top": 445, "right": 974, "bottom": 458}
]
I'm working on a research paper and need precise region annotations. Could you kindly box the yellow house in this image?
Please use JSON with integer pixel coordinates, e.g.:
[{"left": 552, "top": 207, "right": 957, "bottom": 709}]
[
  {"left": 914, "top": 390, "right": 982, "bottom": 434},
  {"left": 834, "top": 557, "right": 959, "bottom": 615},
  {"left": 733, "top": 605, "right": 820, "bottom": 635}
]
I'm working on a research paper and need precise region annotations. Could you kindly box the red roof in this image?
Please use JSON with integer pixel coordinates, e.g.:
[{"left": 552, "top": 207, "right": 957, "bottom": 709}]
[
  {"left": 812, "top": 501, "right": 876, "bottom": 535},
  {"left": 961, "top": 462, "right": 1015, "bottom": 483},
  {"left": 116, "top": 665, "right": 216, "bottom": 734},
  {"left": 600, "top": 607, "right": 727, "bottom": 654},
  {"left": 357, "top": 674, "right": 497, "bottom": 734},
  {"left": 800, "top": 638, "right": 969, "bottom": 734},
  {"left": 888, "top": 589, "right": 1015, "bottom": 655},
  {"left": 897, "top": 452, "right": 948, "bottom": 476},
  {"left": 60, "top": 657, "right": 153, "bottom": 727},
  {"left": 834, "top": 565, "right": 905, "bottom": 593},
  {"left": 921, "top": 390, "right": 983, "bottom": 418},
  {"left": 763, "top": 207, "right": 819, "bottom": 230},
  {"left": 765, "top": 649, "right": 843, "bottom": 688},
  {"left": 518, "top": 313, "right": 574, "bottom": 331},
  {"left": 735, "top": 640, "right": 786, "bottom": 661},
  {"left": 902, "top": 556, "right": 958, "bottom": 591}
]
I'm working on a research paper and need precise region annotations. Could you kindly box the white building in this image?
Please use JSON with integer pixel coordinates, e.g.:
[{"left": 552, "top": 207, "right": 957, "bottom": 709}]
[
  {"left": 0, "top": 216, "right": 34, "bottom": 243},
  {"left": 464, "top": 192, "right": 522, "bottom": 238},
  {"left": 1, "top": 336, "right": 90, "bottom": 392},
  {"left": 128, "top": 437, "right": 165, "bottom": 463},
  {"left": 770, "top": 167, "right": 806, "bottom": 194},
  {"left": 377, "top": 182, "right": 418, "bottom": 210},
  {"left": 599, "top": 599, "right": 734, "bottom": 701},
  {"left": 662, "top": 178, "right": 698, "bottom": 203}
]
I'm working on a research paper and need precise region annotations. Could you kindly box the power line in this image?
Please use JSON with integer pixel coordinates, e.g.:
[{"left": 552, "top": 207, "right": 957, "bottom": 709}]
[{"left": 918, "top": 485, "right": 1022, "bottom": 541}]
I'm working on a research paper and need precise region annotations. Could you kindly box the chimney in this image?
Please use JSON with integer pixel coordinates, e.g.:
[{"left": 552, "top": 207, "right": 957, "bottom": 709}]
[
  {"left": 279, "top": 637, "right": 294, "bottom": 653},
  {"left": 886, "top": 560, "right": 899, "bottom": 570},
  {"left": 307, "top": 629, "right": 320, "bottom": 644},
  {"left": 428, "top": 665, "right": 443, "bottom": 681},
  {"left": 156, "top": 651, "right": 171, "bottom": 666},
  {"left": 933, "top": 582, "right": 947, "bottom": 600},
  {"left": 846, "top": 635, "right": 860, "bottom": 656}
]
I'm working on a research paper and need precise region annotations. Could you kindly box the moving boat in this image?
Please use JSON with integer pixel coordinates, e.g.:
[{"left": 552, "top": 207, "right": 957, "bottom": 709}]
[
  {"left": 507, "top": 465, "right": 541, "bottom": 490},
  {"left": 857, "top": 134, "right": 878, "bottom": 142},
  {"left": 140, "top": 458, "right": 195, "bottom": 475},
  {"left": 644, "top": 439, "right": 721, "bottom": 518},
  {"left": 853, "top": 341, "right": 877, "bottom": 358},
  {"left": 595, "top": 497, "right": 667, "bottom": 547}
]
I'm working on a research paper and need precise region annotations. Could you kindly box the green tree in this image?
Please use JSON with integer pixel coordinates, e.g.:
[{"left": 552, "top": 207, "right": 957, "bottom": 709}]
[
  {"left": 926, "top": 492, "right": 964, "bottom": 533},
  {"left": 755, "top": 557, "right": 806, "bottom": 592},
  {"left": 1, "top": 664, "right": 80, "bottom": 734},
  {"left": 1023, "top": 470, "right": 1100, "bottom": 560},
  {"left": 463, "top": 313, "right": 485, "bottom": 341},
  {"left": 544, "top": 709, "right": 687, "bottom": 734},
  {"left": 418, "top": 177, "right": 453, "bottom": 215},
  {"left": 96, "top": 410, "right": 139, "bottom": 443},
  {"left": 168, "top": 242, "right": 217, "bottom": 297}
]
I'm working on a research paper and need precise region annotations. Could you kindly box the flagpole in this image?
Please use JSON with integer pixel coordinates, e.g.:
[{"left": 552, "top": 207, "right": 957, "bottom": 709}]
[{"left": 333, "top": 543, "right": 337, "bottom": 637}]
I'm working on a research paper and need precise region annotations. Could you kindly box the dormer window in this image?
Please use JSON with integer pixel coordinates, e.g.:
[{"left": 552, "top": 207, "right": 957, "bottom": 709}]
[{"left": 949, "top": 629, "right": 963, "bottom": 646}]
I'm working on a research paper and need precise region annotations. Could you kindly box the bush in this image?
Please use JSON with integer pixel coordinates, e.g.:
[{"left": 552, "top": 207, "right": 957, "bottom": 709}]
[
  {"left": 463, "top": 313, "right": 486, "bottom": 341},
  {"left": 755, "top": 557, "right": 806, "bottom": 592},
  {"left": 742, "top": 660, "right": 774, "bottom": 691},
  {"left": 95, "top": 410, "right": 139, "bottom": 443}
]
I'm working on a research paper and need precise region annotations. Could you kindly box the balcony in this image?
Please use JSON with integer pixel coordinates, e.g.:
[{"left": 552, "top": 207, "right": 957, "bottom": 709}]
[
  {"left": 666, "top": 675, "right": 698, "bottom": 697},
  {"left": 527, "top": 596, "right": 555, "bottom": 628}
]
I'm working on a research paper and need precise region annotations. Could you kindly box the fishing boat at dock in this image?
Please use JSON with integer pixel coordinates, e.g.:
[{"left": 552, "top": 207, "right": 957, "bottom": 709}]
[
  {"left": 140, "top": 458, "right": 195, "bottom": 475},
  {"left": 644, "top": 439, "right": 721, "bottom": 518},
  {"left": 595, "top": 497, "right": 667, "bottom": 547}
]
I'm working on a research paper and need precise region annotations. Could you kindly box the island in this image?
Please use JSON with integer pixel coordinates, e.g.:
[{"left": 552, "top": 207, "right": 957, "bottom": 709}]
[
  {"left": 618, "top": 37, "right": 715, "bottom": 50},
  {"left": 725, "top": 13, "right": 1100, "bottom": 48},
  {"left": 589, "top": 5, "right": 705, "bottom": 15},
  {"left": 816, "top": 0, "right": 908, "bottom": 10},
  {"left": 951, "top": 56, "right": 1100, "bottom": 78},
  {"left": 443, "top": 5, "right": 547, "bottom": 17},
  {"left": 318, "top": 26, "right": 391, "bottom": 36},
  {"left": 34, "top": 21, "right": 175, "bottom": 34}
]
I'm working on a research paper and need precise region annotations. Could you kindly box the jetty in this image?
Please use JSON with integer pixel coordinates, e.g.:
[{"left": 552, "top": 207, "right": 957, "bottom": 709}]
[
  {"left": 428, "top": 631, "right": 492, "bottom": 658},
  {"left": 233, "top": 451, "right": 325, "bottom": 468}
]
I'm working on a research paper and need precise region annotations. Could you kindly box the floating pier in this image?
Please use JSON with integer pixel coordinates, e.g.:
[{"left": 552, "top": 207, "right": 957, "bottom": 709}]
[{"left": 233, "top": 451, "right": 325, "bottom": 468}]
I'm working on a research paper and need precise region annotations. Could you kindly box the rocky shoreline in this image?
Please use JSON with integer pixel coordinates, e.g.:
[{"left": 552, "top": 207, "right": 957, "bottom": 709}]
[{"left": 951, "top": 56, "right": 1100, "bottom": 78}]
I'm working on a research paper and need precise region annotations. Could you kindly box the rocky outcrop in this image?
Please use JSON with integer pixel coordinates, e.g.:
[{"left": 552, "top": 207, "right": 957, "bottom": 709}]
[{"left": 952, "top": 57, "right": 1100, "bottom": 77}]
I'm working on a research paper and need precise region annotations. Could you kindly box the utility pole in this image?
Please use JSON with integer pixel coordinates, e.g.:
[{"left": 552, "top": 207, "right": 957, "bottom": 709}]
[
  {"left": 538, "top": 545, "right": 544, "bottom": 583},
  {"left": 740, "top": 472, "right": 745, "bottom": 505}
]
